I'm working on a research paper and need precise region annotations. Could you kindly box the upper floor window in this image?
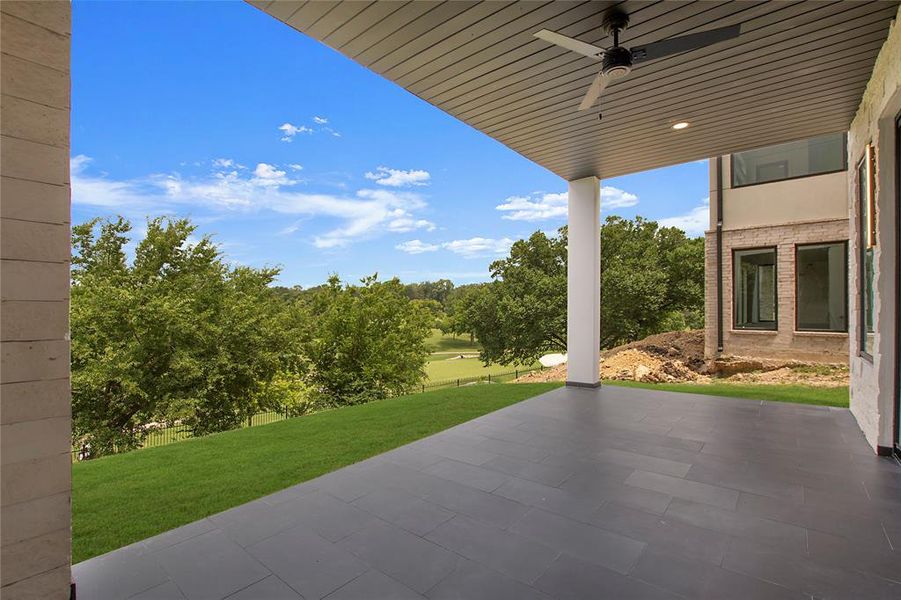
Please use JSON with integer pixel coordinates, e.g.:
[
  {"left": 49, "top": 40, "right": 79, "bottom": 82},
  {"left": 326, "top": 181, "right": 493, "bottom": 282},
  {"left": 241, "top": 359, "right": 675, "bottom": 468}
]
[{"left": 731, "top": 132, "right": 846, "bottom": 187}]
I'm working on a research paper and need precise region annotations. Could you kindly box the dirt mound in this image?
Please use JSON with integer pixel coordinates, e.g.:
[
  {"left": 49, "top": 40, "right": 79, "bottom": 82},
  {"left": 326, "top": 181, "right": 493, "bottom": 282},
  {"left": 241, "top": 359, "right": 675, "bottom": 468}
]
[
  {"left": 518, "top": 330, "right": 707, "bottom": 384},
  {"left": 515, "top": 329, "right": 848, "bottom": 387}
]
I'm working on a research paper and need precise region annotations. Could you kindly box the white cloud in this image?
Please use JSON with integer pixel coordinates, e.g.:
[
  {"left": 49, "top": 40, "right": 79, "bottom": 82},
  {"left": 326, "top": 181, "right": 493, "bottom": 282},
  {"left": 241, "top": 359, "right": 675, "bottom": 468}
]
[
  {"left": 313, "top": 116, "right": 328, "bottom": 125},
  {"left": 288, "top": 163, "right": 303, "bottom": 171},
  {"left": 657, "top": 197, "right": 710, "bottom": 237},
  {"left": 442, "top": 237, "right": 514, "bottom": 259},
  {"left": 279, "top": 122, "right": 313, "bottom": 142},
  {"left": 279, "top": 221, "right": 303, "bottom": 236},
  {"left": 395, "top": 240, "right": 440, "bottom": 254},
  {"left": 387, "top": 217, "right": 436, "bottom": 233},
  {"left": 496, "top": 192, "right": 567, "bottom": 221},
  {"left": 601, "top": 186, "right": 639, "bottom": 209},
  {"left": 364, "top": 166, "right": 431, "bottom": 187},
  {"left": 71, "top": 156, "right": 436, "bottom": 249},
  {"left": 252, "top": 163, "right": 290, "bottom": 186},
  {"left": 212, "top": 158, "right": 235, "bottom": 169},
  {"left": 494, "top": 186, "right": 637, "bottom": 221}
]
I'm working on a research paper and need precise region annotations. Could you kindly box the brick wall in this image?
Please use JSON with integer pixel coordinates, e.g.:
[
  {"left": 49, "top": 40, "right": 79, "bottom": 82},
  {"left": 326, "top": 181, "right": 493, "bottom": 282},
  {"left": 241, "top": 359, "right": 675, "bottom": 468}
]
[
  {"left": 705, "top": 218, "right": 850, "bottom": 364},
  {"left": 0, "top": 2, "right": 72, "bottom": 599}
]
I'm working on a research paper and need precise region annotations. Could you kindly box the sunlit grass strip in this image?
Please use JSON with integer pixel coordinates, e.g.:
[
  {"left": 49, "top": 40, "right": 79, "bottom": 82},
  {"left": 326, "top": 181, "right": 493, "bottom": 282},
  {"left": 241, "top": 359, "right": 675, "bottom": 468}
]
[{"left": 604, "top": 380, "right": 849, "bottom": 408}]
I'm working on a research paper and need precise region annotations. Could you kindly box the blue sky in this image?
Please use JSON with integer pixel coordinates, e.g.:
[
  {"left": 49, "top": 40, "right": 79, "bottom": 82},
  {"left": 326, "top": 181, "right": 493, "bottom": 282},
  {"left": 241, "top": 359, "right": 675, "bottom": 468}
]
[{"left": 72, "top": 1, "right": 709, "bottom": 288}]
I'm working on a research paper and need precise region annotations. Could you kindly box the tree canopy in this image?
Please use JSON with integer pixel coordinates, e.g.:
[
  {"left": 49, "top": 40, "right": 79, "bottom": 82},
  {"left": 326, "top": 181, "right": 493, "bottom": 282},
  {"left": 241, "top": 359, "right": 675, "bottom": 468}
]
[
  {"left": 71, "top": 217, "right": 290, "bottom": 454},
  {"left": 71, "top": 217, "right": 432, "bottom": 456},
  {"left": 453, "top": 216, "right": 704, "bottom": 365}
]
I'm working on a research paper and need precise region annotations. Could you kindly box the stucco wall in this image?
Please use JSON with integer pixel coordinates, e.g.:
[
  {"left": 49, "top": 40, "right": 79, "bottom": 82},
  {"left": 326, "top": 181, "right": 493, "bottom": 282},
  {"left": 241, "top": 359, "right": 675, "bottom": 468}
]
[
  {"left": 722, "top": 169, "right": 848, "bottom": 230},
  {"left": 847, "top": 6, "right": 901, "bottom": 453},
  {"left": 707, "top": 152, "right": 849, "bottom": 232},
  {"left": 0, "top": 2, "right": 73, "bottom": 598}
]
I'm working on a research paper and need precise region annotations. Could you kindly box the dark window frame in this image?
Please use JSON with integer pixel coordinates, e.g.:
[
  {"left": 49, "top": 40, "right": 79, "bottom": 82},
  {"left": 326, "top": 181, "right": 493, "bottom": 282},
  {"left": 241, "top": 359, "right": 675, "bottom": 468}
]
[
  {"left": 731, "top": 133, "right": 848, "bottom": 189},
  {"left": 732, "top": 245, "right": 779, "bottom": 331},
  {"left": 858, "top": 149, "right": 875, "bottom": 361},
  {"left": 793, "top": 240, "right": 849, "bottom": 333}
]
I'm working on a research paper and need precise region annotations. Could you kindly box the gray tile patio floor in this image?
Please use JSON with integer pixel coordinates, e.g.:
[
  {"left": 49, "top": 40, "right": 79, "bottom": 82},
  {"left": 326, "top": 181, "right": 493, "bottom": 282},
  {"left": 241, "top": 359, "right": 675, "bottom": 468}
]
[{"left": 73, "top": 385, "right": 901, "bottom": 600}]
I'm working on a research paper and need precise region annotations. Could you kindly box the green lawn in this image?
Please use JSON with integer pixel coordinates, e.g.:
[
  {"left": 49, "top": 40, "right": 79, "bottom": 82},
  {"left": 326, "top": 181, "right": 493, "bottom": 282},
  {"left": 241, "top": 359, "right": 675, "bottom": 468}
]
[
  {"left": 423, "top": 329, "right": 539, "bottom": 382},
  {"left": 604, "top": 380, "right": 849, "bottom": 408},
  {"left": 425, "top": 356, "right": 539, "bottom": 382},
  {"left": 425, "top": 328, "right": 480, "bottom": 353},
  {"left": 72, "top": 383, "right": 560, "bottom": 563}
]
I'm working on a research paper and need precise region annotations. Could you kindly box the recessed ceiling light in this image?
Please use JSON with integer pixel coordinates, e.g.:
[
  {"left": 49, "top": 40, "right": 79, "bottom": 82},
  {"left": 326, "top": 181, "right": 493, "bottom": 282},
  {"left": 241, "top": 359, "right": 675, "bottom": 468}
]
[{"left": 672, "top": 122, "right": 689, "bottom": 130}]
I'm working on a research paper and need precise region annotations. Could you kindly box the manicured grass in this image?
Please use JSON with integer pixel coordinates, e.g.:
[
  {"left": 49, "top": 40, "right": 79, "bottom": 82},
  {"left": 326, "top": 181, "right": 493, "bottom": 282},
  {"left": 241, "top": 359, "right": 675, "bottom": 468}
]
[
  {"left": 425, "top": 328, "right": 480, "bottom": 353},
  {"left": 604, "top": 380, "right": 849, "bottom": 408},
  {"left": 72, "top": 383, "right": 560, "bottom": 563},
  {"left": 425, "top": 356, "right": 539, "bottom": 382}
]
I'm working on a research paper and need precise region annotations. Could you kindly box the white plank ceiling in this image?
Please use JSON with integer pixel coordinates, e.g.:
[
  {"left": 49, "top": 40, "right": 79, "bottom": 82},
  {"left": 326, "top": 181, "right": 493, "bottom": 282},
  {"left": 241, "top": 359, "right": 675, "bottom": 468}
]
[{"left": 250, "top": 0, "right": 899, "bottom": 180}]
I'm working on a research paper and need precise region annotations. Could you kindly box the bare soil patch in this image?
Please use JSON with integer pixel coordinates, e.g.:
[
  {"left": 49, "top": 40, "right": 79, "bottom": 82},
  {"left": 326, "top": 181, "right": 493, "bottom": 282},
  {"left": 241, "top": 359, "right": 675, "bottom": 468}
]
[{"left": 516, "top": 329, "right": 848, "bottom": 387}]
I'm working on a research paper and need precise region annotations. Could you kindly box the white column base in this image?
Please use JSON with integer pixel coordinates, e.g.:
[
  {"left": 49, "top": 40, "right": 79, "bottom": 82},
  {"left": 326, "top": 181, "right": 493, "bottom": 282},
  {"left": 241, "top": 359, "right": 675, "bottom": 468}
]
[{"left": 566, "top": 176, "right": 601, "bottom": 387}]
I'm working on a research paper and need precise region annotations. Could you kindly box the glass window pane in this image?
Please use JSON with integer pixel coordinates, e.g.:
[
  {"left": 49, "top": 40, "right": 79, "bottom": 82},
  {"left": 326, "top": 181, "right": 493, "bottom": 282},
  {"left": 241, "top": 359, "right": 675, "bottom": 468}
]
[
  {"left": 734, "top": 248, "right": 777, "bottom": 330},
  {"left": 863, "top": 246, "right": 875, "bottom": 355},
  {"left": 732, "top": 133, "right": 846, "bottom": 187},
  {"left": 858, "top": 155, "right": 876, "bottom": 355},
  {"left": 796, "top": 243, "right": 847, "bottom": 332}
]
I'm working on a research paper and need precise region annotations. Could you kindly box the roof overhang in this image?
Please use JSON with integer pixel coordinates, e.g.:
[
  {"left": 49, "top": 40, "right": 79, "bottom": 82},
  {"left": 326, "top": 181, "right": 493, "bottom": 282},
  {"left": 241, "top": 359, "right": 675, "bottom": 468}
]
[{"left": 249, "top": 0, "right": 899, "bottom": 180}]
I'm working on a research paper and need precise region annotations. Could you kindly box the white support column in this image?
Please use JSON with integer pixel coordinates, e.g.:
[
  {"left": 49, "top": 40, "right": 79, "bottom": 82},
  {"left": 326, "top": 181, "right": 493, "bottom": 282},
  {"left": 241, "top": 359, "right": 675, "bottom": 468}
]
[{"left": 566, "top": 176, "right": 601, "bottom": 387}]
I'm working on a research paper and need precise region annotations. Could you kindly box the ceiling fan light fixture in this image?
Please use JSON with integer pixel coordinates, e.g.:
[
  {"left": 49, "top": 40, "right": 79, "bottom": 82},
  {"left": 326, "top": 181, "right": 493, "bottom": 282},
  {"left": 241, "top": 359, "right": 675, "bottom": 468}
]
[{"left": 672, "top": 122, "right": 690, "bottom": 130}]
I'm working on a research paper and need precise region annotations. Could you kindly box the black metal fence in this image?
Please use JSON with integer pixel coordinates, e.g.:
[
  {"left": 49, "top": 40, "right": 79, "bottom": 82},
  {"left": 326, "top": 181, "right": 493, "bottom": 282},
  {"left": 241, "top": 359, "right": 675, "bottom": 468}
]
[
  {"left": 417, "top": 365, "right": 546, "bottom": 393},
  {"left": 71, "top": 366, "right": 546, "bottom": 461}
]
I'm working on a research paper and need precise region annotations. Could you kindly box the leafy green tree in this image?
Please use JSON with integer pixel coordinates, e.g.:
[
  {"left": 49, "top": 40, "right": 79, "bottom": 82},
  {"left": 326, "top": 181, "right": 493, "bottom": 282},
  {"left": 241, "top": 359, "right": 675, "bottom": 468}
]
[
  {"left": 404, "top": 279, "right": 455, "bottom": 308},
  {"left": 71, "top": 217, "right": 292, "bottom": 455},
  {"left": 298, "top": 275, "right": 431, "bottom": 406},
  {"left": 455, "top": 217, "right": 705, "bottom": 365},
  {"left": 598, "top": 216, "right": 704, "bottom": 347}
]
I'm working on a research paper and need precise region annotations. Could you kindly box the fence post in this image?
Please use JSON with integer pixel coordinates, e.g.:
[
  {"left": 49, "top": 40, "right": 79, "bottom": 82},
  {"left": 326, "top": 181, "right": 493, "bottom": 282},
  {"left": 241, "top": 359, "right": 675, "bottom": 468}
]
[
  {"left": 247, "top": 415, "right": 252, "bottom": 427},
  {"left": 457, "top": 378, "right": 460, "bottom": 387},
  {"left": 488, "top": 373, "right": 491, "bottom": 383}
]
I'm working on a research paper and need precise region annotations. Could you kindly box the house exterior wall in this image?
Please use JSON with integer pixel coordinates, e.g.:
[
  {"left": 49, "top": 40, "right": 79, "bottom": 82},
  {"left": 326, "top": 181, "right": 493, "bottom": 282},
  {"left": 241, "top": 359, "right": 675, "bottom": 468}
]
[
  {"left": 704, "top": 218, "right": 850, "bottom": 364},
  {"left": 846, "top": 8, "right": 901, "bottom": 454},
  {"left": 722, "top": 170, "right": 848, "bottom": 229},
  {"left": 0, "top": 2, "right": 73, "bottom": 599},
  {"left": 704, "top": 147, "right": 852, "bottom": 364}
]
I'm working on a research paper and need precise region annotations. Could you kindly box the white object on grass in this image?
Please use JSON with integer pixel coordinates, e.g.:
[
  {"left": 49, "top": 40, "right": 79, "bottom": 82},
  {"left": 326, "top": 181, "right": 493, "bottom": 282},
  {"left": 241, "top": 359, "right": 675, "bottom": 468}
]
[{"left": 539, "top": 353, "right": 568, "bottom": 368}]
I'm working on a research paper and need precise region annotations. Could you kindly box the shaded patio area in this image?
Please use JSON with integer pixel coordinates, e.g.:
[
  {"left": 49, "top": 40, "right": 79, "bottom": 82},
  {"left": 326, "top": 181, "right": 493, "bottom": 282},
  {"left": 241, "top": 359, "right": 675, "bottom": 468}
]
[{"left": 73, "top": 385, "right": 901, "bottom": 600}]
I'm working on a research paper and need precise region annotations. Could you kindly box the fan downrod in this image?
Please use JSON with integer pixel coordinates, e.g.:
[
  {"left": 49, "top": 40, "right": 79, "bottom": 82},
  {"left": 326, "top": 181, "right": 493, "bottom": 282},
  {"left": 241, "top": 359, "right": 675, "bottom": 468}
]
[{"left": 602, "top": 9, "right": 630, "bottom": 45}]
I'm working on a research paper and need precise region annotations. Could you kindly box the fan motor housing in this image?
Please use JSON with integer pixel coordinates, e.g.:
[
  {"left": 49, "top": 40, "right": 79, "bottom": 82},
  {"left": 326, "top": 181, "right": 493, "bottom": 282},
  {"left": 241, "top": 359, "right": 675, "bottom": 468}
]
[{"left": 602, "top": 46, "right": 633, "bottom": 78}]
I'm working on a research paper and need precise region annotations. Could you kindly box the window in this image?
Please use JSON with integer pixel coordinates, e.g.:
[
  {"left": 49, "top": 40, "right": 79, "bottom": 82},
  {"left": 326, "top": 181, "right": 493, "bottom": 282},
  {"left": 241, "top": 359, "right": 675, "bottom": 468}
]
[
  {"left": 858, "top": 147, "right": 877, "bottom": 356},
  {"left": 731, "top": 132, "right": 846, "bottom": 187},
  {"left": 734, "top": 248, "right": 777, "bottom": 330},
  {"left": 796, "top": 242, "right": 847, "bottom": 332}
]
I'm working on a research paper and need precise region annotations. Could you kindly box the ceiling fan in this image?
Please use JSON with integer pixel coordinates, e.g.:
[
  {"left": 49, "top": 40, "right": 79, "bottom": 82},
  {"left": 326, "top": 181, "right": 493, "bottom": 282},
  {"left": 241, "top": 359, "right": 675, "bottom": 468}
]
[{"left": 534, "top": 9, "right": 741, "bottom": 111}]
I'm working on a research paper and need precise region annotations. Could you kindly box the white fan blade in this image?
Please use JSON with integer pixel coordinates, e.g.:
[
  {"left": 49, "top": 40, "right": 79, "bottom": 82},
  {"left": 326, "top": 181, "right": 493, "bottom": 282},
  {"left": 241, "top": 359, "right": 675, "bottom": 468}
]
[
  {"left": 534, "top": 29, "right": 605, "bottom": 59},
  {"left": 579, "top": 72, "right": 609, "bottom": 111}
]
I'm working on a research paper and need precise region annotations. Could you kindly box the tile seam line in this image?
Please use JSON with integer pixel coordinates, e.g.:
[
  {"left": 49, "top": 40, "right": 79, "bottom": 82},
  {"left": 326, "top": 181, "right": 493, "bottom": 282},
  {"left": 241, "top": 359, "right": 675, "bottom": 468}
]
[
  {"left": 0, "top": 257, "right": 70, "bottom": 265},
  {"left": 0, "top": 51, "right": 70, "bottom": 76},
  {"left": 2, "top": 413, "right": 71, "bottom": 429},
  {"left": 0, "top": 174, "right": 69, "bottom": 189},
  {"left": 0, "top": 561, "right": 69, "bottom": 589},
  {"left": 0, "top": 94, "right": 70, "bottom": 113},
  {"left": 0, "top": 11, "right": 72, "bottom": 38},
  {"left": 0, "top": 217, "right": 71, "bottom": 226},
  {"left": 0, "top": 133, "right": 69, "bottom": 152}
]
